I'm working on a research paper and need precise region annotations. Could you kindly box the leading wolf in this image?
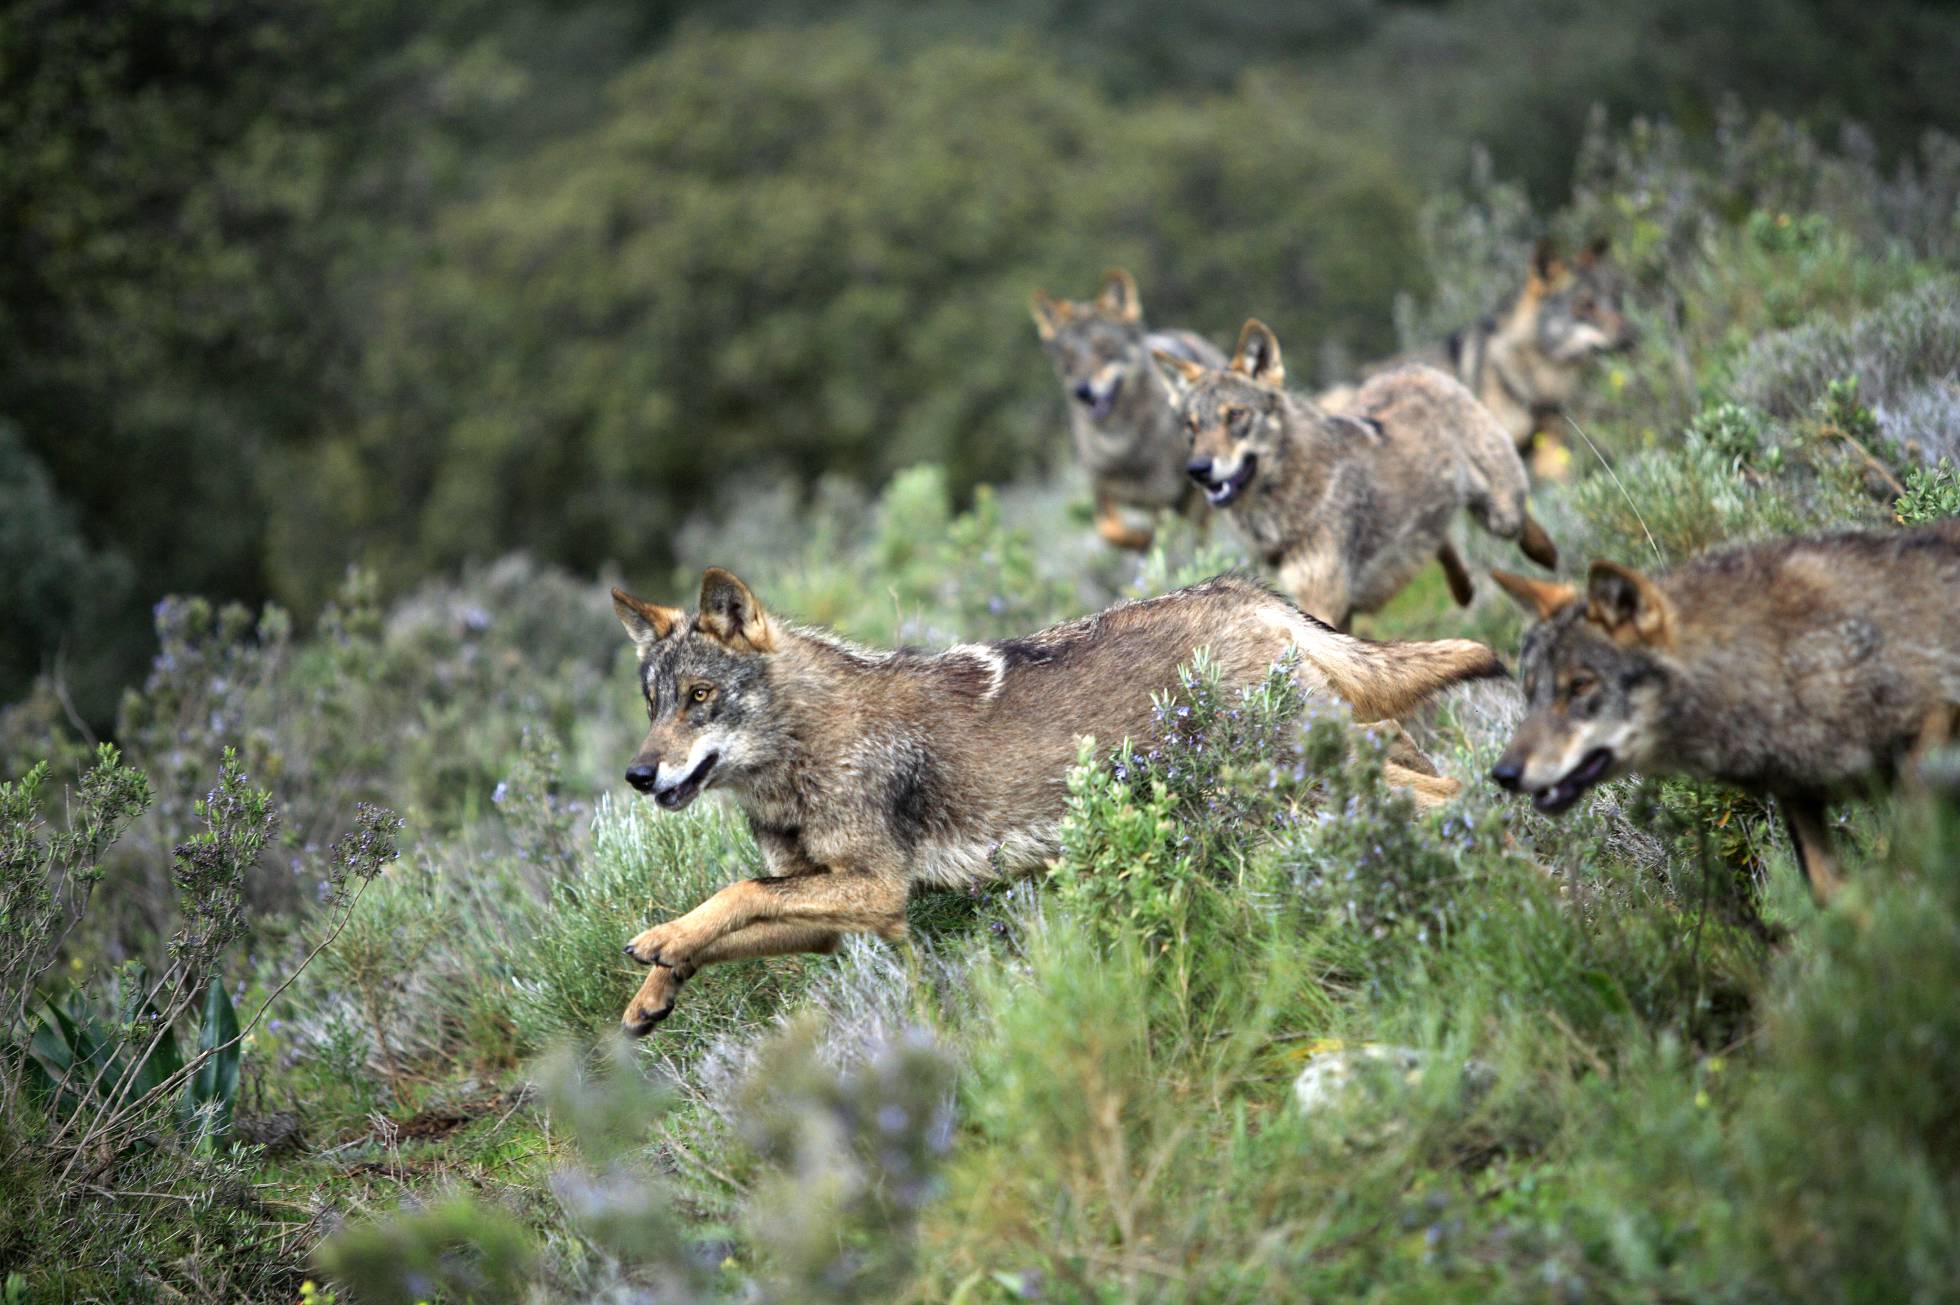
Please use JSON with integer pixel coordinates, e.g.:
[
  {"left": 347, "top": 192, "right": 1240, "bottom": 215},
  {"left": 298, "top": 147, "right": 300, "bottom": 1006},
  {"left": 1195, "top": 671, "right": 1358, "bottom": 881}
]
[
  {"left": 609, "top": 569, "right": 1504, "bottom": 1032},
  {"left": 1489, "top": 523, "right": 1960, "bottom": 900},
  {"left": 1031, "top": 268, "right": 1226, "bottom": 550}
]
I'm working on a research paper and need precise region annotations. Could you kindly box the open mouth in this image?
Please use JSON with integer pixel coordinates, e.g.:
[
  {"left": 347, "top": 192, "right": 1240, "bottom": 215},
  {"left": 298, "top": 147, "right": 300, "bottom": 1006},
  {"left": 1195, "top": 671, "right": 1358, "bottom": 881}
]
[
  {"left": 1080, "top": 378, "right": 1121, "bottom": 422},
  {"left": 1531, "top": 748, "right": 1614, "bottom": 815},
  {"left": 1197, "top": 454, "right": 1258, "bottom": 507},
  {"left": 653, "top": 750, "right": 719, "bottom": 811}
]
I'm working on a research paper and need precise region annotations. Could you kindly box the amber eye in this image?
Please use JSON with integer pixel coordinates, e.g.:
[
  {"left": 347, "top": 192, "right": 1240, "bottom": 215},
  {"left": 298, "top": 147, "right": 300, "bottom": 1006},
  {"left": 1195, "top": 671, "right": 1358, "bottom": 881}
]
[
  {"left": 1227, "top": 408, "right": 1252, "bottom": 436},
  {"left": 689, "top": 684, "right": 713, "bottom": 704},
  {"left": 1565, "top": 673, "right": 1597, "bottom": 699}
]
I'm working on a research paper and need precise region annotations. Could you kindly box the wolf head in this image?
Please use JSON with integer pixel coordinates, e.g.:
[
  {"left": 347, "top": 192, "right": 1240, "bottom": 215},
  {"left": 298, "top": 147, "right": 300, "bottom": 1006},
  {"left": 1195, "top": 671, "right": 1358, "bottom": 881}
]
[
  {"left": 1526, "top": 238, "right": 1636, "bottom": 365},
  {"left": 1155, "top": 319, "right": 1288, "bottom": 509},
  {"left": 1488, "top": 562, "right": 1675, "bottom": 814},
  {"left": 612, "top": 569, "right": 785, "bottom": 812},
  {"left": 1030, "top": 268, "right": 1151, "bottom": 424}
]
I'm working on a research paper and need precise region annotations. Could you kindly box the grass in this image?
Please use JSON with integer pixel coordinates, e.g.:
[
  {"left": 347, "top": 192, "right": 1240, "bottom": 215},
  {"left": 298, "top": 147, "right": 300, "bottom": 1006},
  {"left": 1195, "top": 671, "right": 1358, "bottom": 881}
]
[{"left": 5, "top": 114, "right": 1960, "bottom": 1303}]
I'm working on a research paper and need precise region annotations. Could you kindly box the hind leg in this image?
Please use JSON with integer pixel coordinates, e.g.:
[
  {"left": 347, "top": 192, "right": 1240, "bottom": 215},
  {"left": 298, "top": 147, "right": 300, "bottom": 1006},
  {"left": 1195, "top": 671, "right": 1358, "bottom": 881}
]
[
  {"left": 1518, "top": 511, "right": 1559, "bottom": 569},
  {"left": 1436, "top": 543, "right": 1475, "bottom": 607}
]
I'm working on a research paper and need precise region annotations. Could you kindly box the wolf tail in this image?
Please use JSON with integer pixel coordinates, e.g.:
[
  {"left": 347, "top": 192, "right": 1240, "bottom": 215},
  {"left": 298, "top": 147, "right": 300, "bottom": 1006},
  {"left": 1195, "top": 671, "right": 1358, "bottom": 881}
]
[{"left": 1280, "top": 609, "right": 1505, "bottom": 721}]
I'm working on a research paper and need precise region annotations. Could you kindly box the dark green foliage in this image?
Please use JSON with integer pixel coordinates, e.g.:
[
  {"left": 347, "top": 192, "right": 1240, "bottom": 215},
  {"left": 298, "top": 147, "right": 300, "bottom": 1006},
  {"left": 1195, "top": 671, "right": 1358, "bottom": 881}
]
[{"left": 1894, "top": 460, "right": 1960, "bottom": 525}]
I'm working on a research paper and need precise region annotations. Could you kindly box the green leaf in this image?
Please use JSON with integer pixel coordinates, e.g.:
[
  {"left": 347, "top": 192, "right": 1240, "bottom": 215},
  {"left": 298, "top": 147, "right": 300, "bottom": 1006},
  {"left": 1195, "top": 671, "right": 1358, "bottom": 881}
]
[{"left": 187, "top": 980, "right": 241, "bottom": 1140}]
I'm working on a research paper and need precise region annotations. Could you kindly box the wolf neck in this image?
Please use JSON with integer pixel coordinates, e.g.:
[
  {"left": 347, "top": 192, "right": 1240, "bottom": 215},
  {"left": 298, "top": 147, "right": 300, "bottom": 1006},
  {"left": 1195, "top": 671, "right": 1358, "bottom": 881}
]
[
  {"left": 1222, "top": 393, "right": 1332, "bottom": 563},
  {"left": 1073, "top": 355, "right": 1181, "bottom": 466},
  {"left": 717, "top": 627, "right": 882, "bottom": 828},
  {"left": 1484, "top": 297, "right": 1582, "bottom": 412}
]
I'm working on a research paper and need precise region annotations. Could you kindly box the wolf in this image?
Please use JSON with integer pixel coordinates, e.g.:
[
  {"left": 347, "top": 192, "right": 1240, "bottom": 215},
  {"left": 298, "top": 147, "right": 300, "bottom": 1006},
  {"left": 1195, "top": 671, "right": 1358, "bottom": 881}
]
[
  {"left": 1488, "top": 522, "right": 1960, "bottom": 901},
  {"left": 1322, "top": 239, "right": 1635, "bottom": 470},
  {"left": 609, "top": 568, "right": 1505, "bottom": 1033},
  {"left": 1156, "top": 319, "right": 1558, "bottom": 630},
  {"left": 1031, "top": 268, "right": 1227, "bottom": 550}
]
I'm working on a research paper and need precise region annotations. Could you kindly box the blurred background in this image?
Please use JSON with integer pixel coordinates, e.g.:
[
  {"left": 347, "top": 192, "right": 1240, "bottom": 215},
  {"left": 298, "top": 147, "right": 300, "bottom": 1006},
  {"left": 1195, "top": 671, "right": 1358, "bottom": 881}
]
[{"left": 5, "top": 0, "right": 1959, "bottom": 725}]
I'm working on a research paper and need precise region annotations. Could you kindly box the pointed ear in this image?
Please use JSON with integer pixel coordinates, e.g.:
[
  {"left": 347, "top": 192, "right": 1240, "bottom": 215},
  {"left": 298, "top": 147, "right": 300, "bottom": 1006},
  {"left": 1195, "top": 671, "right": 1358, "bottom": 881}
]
[
  {"left": 1095, "top": 267, "right": 1141, "bottom": 323},
  {"left": 1030, "top": 290, "right": 1066, "bottom": 342},
  {"left": 1151, "top": 347, "right": 1208, "bottom": 394},
  {"left": 697, "top": 567, "right": 776, "bottom": 652},
  {"left": 612, "top": 586, "right": 683, "bottom": 651},
  {"left": 1585, "top": 560, "right": 1673, "bottom": 647},
  {"left": 1490, "top": 569, "right": 1579, "bottom": 621},
  {"left": 1578, "top": 235, "right": 1610, "bottom": 269},
  {"left": 1529, "top": 238, "right": 1567, "bottom": 287},
  {"left": 1230, "top": 319, "right": 1284, "bottom": 387}
]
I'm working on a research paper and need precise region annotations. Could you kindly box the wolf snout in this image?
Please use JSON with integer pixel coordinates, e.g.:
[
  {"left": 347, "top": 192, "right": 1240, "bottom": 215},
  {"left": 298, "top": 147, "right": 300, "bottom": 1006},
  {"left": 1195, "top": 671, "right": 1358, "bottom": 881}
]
[
  {"left": 1489, "top": 759, "right": 1523, "bottom": 791},
  {"left": 1186, "top": 457, "right": 1215, "bottom": 483},
  {"left": 625, "top": 761, "right": 659, "bottom": 793},
  {"left": 1072, "top": 380, "right": 1096, "bottom": 404}
]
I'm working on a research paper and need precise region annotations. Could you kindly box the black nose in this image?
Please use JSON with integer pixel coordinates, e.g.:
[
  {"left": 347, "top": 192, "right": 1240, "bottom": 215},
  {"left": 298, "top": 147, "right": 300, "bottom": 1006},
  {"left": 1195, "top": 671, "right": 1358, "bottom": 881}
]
[
  {"left": 1186, "top": 457, "right": 1214, "bottom": 483},
  {"left": 1072, "top": 380, "right": 1095, "bottom": 404},
  {"left": 625, "top": 762, "right": 659, "bottom": 793},
  {"left": 1490, "top": 760, "right": 1522, "bottom": 792}
]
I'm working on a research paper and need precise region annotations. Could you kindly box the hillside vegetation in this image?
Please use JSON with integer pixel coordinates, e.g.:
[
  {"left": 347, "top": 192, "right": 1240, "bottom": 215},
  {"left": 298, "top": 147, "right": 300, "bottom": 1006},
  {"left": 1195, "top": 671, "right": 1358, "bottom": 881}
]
[{"left": 5, "top": 106, "right": 1960, "bottom": 1302}]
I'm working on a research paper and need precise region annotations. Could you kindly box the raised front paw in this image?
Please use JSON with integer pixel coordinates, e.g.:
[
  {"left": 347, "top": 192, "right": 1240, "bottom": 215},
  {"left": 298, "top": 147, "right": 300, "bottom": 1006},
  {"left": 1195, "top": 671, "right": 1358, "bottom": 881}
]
[
  {"left": 621, "top": 965, "right": 685, "bottom": 1037},
  {"left": 623, "top": 919, "right": 698, "bottom": 969}
]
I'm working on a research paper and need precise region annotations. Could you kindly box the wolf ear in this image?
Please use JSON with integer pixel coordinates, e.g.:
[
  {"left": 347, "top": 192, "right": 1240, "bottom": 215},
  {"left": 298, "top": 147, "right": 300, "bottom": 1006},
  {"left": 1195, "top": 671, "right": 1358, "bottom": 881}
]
[
  {"left": 1030, "top": 290, "right": 1067, "bottom": 342},
  {"left": 1151, "top": 347, "right": 1208, "bottom": 394},
  {"left": 1529, "top": 238, "right": 1567, "bottom": 287},
  {"left": 1585, "top": 560, "right": 1673, "bottom": 647},
  {"left": 1230, "top": 319, "right": 1284, "bottom": 387},
  {"left": 1095, "top": 267, "right": 1142, "bottom": 323},
  {"left": 1490, "top": 569, "right": 1578, "bottom": 621},
  {"left": 697, "top": 567, "right": 776, "bottom": 652},
  {"left": 612, "top": 587, "right": 683, "bottom": 651}
]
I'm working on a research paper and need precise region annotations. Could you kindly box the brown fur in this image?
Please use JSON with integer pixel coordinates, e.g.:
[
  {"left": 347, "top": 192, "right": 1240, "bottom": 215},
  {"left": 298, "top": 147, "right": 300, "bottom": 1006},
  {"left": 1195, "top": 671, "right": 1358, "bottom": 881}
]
[
  {"left": 1160, "top": 320, "right": 1557, "bottom": 628},
  {"left": 611, "top": 571, "right": 1504, "bottom": 1032},
  {"left": 1491, "top": 523, "right": 1960, "bottom": 901}
]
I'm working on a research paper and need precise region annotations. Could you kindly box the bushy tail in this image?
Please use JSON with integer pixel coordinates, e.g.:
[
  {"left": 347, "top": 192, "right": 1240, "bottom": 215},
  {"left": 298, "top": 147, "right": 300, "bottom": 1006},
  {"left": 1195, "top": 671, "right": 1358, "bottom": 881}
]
[{"left": 1286, "top": 612, "right": 1505, "bottom": 721}]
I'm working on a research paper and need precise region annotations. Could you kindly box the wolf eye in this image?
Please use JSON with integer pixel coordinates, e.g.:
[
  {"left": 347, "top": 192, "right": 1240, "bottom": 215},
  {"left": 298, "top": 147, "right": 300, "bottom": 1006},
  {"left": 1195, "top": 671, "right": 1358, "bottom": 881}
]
[
  {"left": 1565, "top": 673, "right": 1597, "bottom": 699},
  {"left": 688, "top": 684, "right": 713, "bottom": 704},
  {"left": 1227, "top": 408, "right": 1251, "bottom": 436}
]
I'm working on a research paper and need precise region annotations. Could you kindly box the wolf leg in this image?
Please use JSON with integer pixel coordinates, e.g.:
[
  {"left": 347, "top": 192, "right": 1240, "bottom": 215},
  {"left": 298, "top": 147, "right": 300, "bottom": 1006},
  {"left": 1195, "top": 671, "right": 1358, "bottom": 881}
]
[
  {"left": 1094, "top": 491, "right": 1155, "bottom": 551},
  {"left": 1518, "top": 511, "right": 1559, "bottom": 569},
  {"left": 620, "top": 922, "right": 842, "bottom": 1034},
  {"left": 1781, "top": 797, "right": 1846, "bottom": 904},
  {"left": 624, "top": 869, "right": 909, "bottom": 971},
  {"left": 1436, "top": 543, "right": 1475, "bottom": 607},
  {"left": 1383, "top": 762, "right": 1463, "bottom": 808}
]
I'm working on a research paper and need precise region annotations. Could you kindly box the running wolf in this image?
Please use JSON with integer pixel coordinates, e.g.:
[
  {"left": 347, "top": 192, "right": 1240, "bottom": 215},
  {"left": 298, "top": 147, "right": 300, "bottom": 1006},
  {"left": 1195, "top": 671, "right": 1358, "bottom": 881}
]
[
  {"left": 610, "top": 569, "right": 1504, "bottom": 1032},
  {"left": 1489, "top": 523, "right": 1960, "bottom": 900},
  {"left": 1157, "top": 319, "right": 1558, "bottom": 630},
  {"left": 1031, "top": 268, "right": 1226, "bottom": 550},
  {"left": 1322, "top": 239, "right": 1635, "bottom": 470}
]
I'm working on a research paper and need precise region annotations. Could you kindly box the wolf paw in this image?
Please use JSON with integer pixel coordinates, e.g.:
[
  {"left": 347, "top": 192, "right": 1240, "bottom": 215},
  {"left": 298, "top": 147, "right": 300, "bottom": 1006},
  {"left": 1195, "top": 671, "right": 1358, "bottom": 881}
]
[
  {"left": 621, "top": 965, "right": 684, "bottom": 1037},
  {"left": 623, "top": 921, "right": 697, "bottom": 969}
]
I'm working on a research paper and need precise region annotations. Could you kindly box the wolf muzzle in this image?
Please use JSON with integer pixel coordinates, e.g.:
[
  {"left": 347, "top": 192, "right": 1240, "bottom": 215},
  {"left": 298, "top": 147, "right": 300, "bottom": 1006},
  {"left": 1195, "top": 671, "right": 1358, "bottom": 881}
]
[
  {"left": 1073, "top": 376, "right": 1121, "bottom": 423},
  {"left": 1187, "top": 453, "right": 1258, "bottom": 508},
  {"left": 625, "top": 751, "right": 720, "bottom": 810}
]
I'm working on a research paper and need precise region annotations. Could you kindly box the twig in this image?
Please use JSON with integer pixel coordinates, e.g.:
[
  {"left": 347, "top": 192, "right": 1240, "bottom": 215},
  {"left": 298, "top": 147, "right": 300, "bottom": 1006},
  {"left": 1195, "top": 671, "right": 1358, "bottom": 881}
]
[
  {"left": 1833, "top": 428, "right": 1907, "bottom": 497},
  {"left": 1564, "top": 414, "right": 1665, "bottom": 566}
]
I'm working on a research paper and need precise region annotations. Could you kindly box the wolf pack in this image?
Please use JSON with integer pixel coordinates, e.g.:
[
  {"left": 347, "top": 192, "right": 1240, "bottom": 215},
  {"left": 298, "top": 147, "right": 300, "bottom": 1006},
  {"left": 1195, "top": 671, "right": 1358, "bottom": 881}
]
[{"left": 608, "top": 249, "right": 1960, "bottom": 1034}]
